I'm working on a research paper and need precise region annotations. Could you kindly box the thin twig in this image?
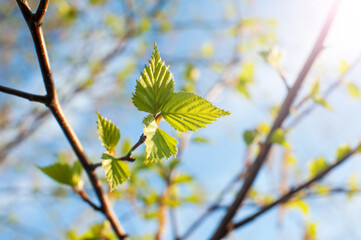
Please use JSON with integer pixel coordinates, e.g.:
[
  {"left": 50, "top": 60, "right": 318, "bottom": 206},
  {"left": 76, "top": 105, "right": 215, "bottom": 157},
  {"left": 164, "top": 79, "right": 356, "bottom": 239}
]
[
  {"left": 72, "top": 186, "right": 101, "bottom": 211},
  {"left": 232, "top": 144, "right": 360, "bottom": 230},
  {"left": 14, "top": 1, "right": 127, "bottom": 238},
  {"left": 0, "top": 85, "right": 47, "bottom": 103},
  {"left": 210, "top": 1, "right": 341, "bottom": 238},
  {"left": 34, "top": 0, "right": 49, "bottom": 24},
  {"left": 91, "top": 134, "right": 146, "bottom": 170},
  {"left": 287, "top": 52, "right": 361, "bottom": 129}
]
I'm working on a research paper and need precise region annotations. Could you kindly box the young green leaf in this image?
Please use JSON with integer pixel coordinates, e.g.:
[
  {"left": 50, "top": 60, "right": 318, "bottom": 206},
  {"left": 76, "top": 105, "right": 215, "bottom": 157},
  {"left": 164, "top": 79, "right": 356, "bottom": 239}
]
[
  {"left": 269, "top": 128, "right": 290, "bottom": 149},
  {"left": 132, "top": 43, "right": 175, "bottom": 114},
  {"left": 102, "top": 153, "right": 130, "bottom": 191},
  {"left": 339, "top": 59, "right": 350, "bottom": 75},
  {"left": 309, "top": 78, "right": 320, "bottom": 97},
  {"left": 97, "top": 112, "right": 121, "bottom": 151},
  {"left": 38, "top": 161, "right": 83, "bottom": 187},
  {"left": 309, "top": 157, "right": 329, "bottom": 178},
  {"left": 336, "top": 144, "right": 351, "bottom": 161},
  {"left": 243, "top": 129, "right": 257, "bottom": 146},
  {"left": 161, "top": 92, "right": 230, "bottom": 132},
  {"left": 312, "top": 96, "right": 332, "bottom": 110},
  {"left": 346, "top": 82, "right": 360, "bottom": 99},
  {"left": 143, "top": 115, "right": 178, "bottom": 162}
]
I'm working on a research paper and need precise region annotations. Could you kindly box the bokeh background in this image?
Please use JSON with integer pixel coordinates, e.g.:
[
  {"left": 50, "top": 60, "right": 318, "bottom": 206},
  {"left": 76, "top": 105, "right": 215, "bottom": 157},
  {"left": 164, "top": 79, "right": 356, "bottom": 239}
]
[{"left": 1, "top": 0, "right": 361, "bottom": 239}]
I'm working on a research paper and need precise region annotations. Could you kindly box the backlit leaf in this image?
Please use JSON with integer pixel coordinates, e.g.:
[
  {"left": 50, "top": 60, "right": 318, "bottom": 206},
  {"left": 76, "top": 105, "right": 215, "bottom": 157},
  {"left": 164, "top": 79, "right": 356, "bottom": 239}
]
[
  {"left": 143, "top": 115, "right": 178, "bottom": 162},
  {"left": 309, "top": 78, "right": 320, "bottom": 97},
  {"left": 102, "top": 153, "right": 130, "bottom": 191},
  {"left": 312, "top": 96, "right": 332, "bottom": 110},
  {"left": 336, "top": 144, "right": 351, "bottom": 161},
  {"left": 38, "top": 161, "right": 83, "bottom": 187},
  {"left": 132, "top": 43, "right": 175, "bottom": 114},
  {"left": 243, "top": 129, "right": 256, "bottom": 146},
  {"left": 309, "top": 157, "right": 329, "bottom": 178},
  {"left": 339, "top": 59, "right": 350, "bottom": 75},
  {"left": 346, "top": 82, "right": 360, "bottom": 99},
  {"left": 97, "top": 112, "right": 120, "bottom": 151},
  {"left": 287, "top": 200, "right": 309, "bottom": 216},
  {"left": 161, "top": 92, "right": 230, "bottom": 132},
  {"left": 269, "top": 128, "right": 290, "bottom": 149}
]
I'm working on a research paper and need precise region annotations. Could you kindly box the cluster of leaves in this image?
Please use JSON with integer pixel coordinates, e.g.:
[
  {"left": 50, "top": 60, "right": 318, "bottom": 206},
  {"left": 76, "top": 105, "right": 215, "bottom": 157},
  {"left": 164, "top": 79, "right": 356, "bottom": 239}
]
[{"left": 132, "top": 43, "right": 230, "bottom": 162}]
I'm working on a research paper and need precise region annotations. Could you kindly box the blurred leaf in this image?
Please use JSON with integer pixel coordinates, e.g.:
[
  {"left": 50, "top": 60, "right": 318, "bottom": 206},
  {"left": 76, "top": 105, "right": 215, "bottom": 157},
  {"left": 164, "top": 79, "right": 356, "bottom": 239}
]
[
  {"left": 243, "top": 129, "right": 257, "bottom": 146},
  {"left": 312, "top": 96, "right": 332, "bottom": 110},
  {"left": 97, "top": 112, "right": 121, "bottom": 152},
  {"left": 102, "top": 154, "right": 130, "bottom": 191},
  {"left": 142, "top": 191, "right": 159, "bottom": 205},
  {"left": 132, "top": 43, "right": 174, "bottom": 114},
  {"left": 346, "top": 82, "right": 360, "bottom": 99},
  {"left": 201, "top": 42, "right": 214, "bottom": 57},
  {"left": 287, "top": 200, "right": 309, "bottom": 216},
  {"left": 347, "top": 174, "right": 359, "bottom": 199},
  {"left": 304, "top": 222, "right": 317, "bottom": 240},
  {"left": 38, "top": 161, "right": 83, "bottom": 187},
  {"left": 336, "top": 145, "right": 351, "bottom": 161},
  {"left": 339, "top": 59, "right": 350, "bottom": 75},
  {"left": 173, "top": 174, "right": 193, "bottom": 184},
  {"left": 269, "top": 128, "right": 290, "bottom": 149},
  {"left": 257, "top": 122, "right": 271, "bottom": 135},
  {"left": 309, "top": 78, "right": 320, "bottom": 97},
  {"left": 139, "top": 17, "right": 151, "bottom": 33},
  {"left": 315, "top": 185, "right": 330, "bottom": 195},
  {"left": 236, "top": 63, "right": 254, "bottom": 98},
  {"left": 89, "top": 0, "right": 108, "bottom": 5},
  {"left": 120, "top": 139, "right": 132, "bottom": 155},
  {"left": 260, "top": 46, "right": 282, "bottom": 67},
  {"left": 143, "top": 115, "right": 178, "bottom": 163},
  {"left": 192, "top": 136, "right": 211, "bottom": 144},
  {"left": 143, "top": 211, "right": 158, "bottom": 220},
  {"left": 162, "top": 92, "right": 230, "bottom": 132},
  {"left": 309, "top": 157, "right": 329, "bottom": 178}
]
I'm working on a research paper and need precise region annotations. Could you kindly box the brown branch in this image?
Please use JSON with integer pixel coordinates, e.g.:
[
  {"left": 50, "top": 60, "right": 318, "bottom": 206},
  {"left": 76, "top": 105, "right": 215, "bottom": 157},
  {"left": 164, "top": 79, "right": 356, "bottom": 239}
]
[
  {"left": 0, "top": 85, "right": 47, "bottom": 103},
  {"left": 14, "top": 1, "right": 127, "bottom": 238},
  {"left": 34, "top": 0, "right": 49, "bottom": 25},
  {"left": 210, "top": 1, "right": 341, "bottom": 239},
  {"left": 91, "top": 133, "right": 146, "bottom": 170},
  {"left": 233, "top": 144, "right": 360, "bottom": 230},
  {"left": 72, "top": 186, "right": 101, "bottom": 211}
]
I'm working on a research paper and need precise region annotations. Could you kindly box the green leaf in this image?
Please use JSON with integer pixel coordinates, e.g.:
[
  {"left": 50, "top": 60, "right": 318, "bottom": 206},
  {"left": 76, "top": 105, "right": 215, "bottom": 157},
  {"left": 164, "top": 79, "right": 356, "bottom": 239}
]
[
  {"left": 192, "top": 136, "right": 211, "bottom": 144},
  {"left": 339, "top": 59, "right": 350, "bottom": 75},
  {"left": 287, "top": 200, "right": 310, "bottom": 216},
  {"left": 96, "top": 112, "right": 121, "bottom": 151},
  {"left": 243, "top": 130, "right": 256, "bottom": 146},
  {"left": 309, "top": 157, "right": 329, "bottom": 178},
  {"left": 102, "top": 153, "right": 130, "bottom": 191},
  {"left": 309, "top": 78, "right": 320, "bottom": 97},
  {"left": 132, "top": 43, "right": 175, "bottom": 114},
  {"left": 336, "top": 144, "right": 351, "bottom": 161},
  {"left": 269, "top": 128, "right": 290, "bottom": 149},
  {"left": 236, "top": 63, "right": 254, "bottom": 99},
  {"left": 347, "top": 82, "right": 360, "bottom": 99},
  {"left": 172, "top": 174, "right": 193, "bottom": 184},
  {"left": 161, "top": 92, "right": 230, "bottom": 132},
  {"left": 312, "top": 96, "right": 332, "bottom": 110},
  {"left": 143, "top": 115, "right": 178, "bottom": 162},
  {"left": 38, "top": 161, "right": 83, "bottom": 187}
]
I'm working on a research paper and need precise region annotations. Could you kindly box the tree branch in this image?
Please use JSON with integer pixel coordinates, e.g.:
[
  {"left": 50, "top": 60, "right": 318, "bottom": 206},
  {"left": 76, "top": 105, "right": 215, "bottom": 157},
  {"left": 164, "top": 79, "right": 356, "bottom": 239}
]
[
  {"left": 14, "top": 1, "right": 127, "bottom": 238},
  {"left": 72, "top": 186, "right": 101, "bottom": 211},
  {"left": 34, "top": 0, "right": 49, "bottom": 25},
  {"left": 233, "top": 144, "right": 360, "bottom": 230},
  {"left": 0, "top": 85, "right": 47, "bottom": 103},
  {"left": 91, "top": 134, "right": 146, "bottom": 170},
  {"left": 210, "top": 1, "right": 341, "bottom": 239}
]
